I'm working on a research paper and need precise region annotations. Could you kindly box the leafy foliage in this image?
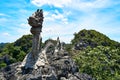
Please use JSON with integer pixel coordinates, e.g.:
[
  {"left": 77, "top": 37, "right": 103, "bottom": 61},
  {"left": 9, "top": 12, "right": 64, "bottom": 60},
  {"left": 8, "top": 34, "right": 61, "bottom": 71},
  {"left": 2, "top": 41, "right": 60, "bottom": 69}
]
[
  {"left": 0, "top": 43, "right": 6, "bottom": 53},
  {"left": 14, "top": 34, "right": 32, "bottom": 53},
  {"left": 73, "top": 46, "right": 120, "bottom": 80},
  {"left": 0, "top": 61, "right": 7, "bottom": 69},
  {"left": 71, "top": 29, "right": 120, "bottom": 80},
  {"left": 0, "top": 29, "right": 120, "bottom": 80},
  {"left": 0, "top": 35, "right": 32, "bottom": 68},
  {"left": 71, "top": 29, "right": 120, "bottom": 49}
]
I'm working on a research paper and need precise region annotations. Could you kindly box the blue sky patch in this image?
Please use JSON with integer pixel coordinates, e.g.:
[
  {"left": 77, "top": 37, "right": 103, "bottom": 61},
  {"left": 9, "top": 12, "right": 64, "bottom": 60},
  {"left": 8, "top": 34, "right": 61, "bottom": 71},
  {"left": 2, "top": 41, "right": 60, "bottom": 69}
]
[{"left": 0, "top": 0, "right": 120, "bottom": 43}]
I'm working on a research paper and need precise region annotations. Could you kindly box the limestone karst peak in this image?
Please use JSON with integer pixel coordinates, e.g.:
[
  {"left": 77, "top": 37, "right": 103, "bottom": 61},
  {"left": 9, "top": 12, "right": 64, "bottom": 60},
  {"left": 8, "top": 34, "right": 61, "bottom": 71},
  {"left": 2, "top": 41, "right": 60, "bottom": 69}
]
[{"left": 0, "top": 9, "right": 93, "bottom": 80}]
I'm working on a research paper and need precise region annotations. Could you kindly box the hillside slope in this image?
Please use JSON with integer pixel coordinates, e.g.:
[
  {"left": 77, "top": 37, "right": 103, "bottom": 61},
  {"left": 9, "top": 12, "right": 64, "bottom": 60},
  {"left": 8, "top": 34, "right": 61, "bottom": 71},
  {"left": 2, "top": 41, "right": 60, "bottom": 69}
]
[
  {"left": 71, "top": 29, "right": 120, "bottom": 50},
  {"left": 0, "top": 29, "right": 120, "bottom": 80},
  {"left": 70, "top": 29, "right": 120, "bottom": 80},
  {"left": 0, "top": 35, "right": 93, "bottom": 80},
  {"left": 0, "top": 35, "right": 32, "bottom": 68}
]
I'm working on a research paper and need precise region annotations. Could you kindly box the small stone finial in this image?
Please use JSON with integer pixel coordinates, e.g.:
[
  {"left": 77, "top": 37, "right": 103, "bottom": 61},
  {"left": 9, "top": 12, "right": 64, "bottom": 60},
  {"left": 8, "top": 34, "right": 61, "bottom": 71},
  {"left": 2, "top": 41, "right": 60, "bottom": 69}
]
[
  {"left": 55, "top": 37, "right": 61, "bottom": 51},
  {"left": 57, "top": 37, "right": 60, "bottom": 46}
]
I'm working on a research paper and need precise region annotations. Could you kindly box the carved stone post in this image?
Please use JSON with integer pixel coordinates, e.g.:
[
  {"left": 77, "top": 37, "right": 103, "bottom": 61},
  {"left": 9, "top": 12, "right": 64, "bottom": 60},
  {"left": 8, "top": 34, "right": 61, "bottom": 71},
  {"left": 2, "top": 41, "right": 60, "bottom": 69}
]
[
  {"left": 21, "top": 9, "right": 44, "bottom": 69},
  {"left": 30, "top": 27, "right": 41, "bottom": 59},
  {"left": 28, "top": 9, "right": 44, "bottom": 59}
]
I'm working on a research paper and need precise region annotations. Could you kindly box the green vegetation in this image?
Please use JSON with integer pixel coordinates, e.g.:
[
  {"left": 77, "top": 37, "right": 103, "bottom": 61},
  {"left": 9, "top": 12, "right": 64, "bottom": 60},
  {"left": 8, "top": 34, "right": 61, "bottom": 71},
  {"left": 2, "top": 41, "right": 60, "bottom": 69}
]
[
  {"left": 72, "top": 29, "right": 120, "bottom": 48},
  {"left": 0, "top": 43, "right": 7, "bottom": 53},
  {"left": 0, "top": 35, "right": 32, "bottom": 68},
  {"left": 71, "top": 29, "right": 120, "bottom": 80},
  {"left": 0, "top": 61, "right": 7, "bottom": 69},
  {"left": 73, "top": 46, "right": 120, "bottom": 80},
  {"left": 14, "top": 34, "right": 32, "bottom": 53},
  {"left": 0, "top": 29, "right": 120, "bottom": 80},
  {"left": 0, "top": 35, "right": 57, "bottom": 69}
]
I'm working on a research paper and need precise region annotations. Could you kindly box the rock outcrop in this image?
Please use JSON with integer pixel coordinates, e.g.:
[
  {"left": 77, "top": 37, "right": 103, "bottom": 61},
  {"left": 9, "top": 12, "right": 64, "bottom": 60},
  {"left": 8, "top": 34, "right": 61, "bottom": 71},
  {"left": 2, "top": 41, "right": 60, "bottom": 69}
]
[
  {"left": 21, "top": 9, "right": 44, "bottom": 69},
  {"left": 0, "top": 40, "right": 93, "bottom": 80},
  {"left": 0, "top": 9, "right": 93, "bottom": 80}
]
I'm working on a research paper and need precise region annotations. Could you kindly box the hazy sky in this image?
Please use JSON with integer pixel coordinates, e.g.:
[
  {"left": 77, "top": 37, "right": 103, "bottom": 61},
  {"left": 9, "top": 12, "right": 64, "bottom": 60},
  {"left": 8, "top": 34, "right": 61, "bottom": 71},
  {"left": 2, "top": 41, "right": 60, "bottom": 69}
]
[{"left": 0, "top": 0, "right": 120, "bottom": 43}]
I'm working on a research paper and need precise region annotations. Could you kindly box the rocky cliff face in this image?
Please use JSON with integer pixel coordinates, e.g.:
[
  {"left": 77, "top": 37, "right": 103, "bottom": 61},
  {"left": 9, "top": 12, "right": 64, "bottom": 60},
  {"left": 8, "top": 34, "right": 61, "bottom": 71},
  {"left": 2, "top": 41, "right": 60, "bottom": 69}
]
[{"left": 0, "top": 41, "right": 93, "bottom": 80}]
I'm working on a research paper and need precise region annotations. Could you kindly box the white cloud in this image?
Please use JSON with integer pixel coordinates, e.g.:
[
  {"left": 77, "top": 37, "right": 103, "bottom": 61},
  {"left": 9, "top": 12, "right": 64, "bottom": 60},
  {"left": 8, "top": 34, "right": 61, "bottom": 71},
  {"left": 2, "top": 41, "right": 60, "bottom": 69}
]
[
  {"left": 63, "top": 0, "right": 117, "bottom": 13},
  {"left": 19, "top": 9, "right": 28, "bottom": 14},
  {"left": 0, "top": 18, "right": 8, "bottom": 26},
  {"left": 17, "top": 23, "right": 31, "bottom": 34},
  {"left": 42, "top": 9, "right": 120, "bottom": 43},
  {"left": 49, "top": 35, "right": 73, "bottom": 43},
  {"left": 1, "top": 23, "right": 31, "bottom": 43},
  {"left": 0, "top": 18, "right": 7, "bottom": 22},
  {"left": 30, "top": 0, "right": 120, "bottom": 42},
  {"left": 0, "top": 13, "right": 6, "bottom": 16},
  {"left": 0, "top": 32, "right": 18, "bottom": 43},
  {"left": 20, "top": 23, "right": 29, "bottom": 27},
  {"left": 41, "top": 21, "right": 78, "bottom": 43},
  {"left": 6, "top": 23, "right": 31, "bottom": 40},
  {"left": 44, "top": 10, "right": 69, "bottom": 24},
  {"left": 0, "top": 13, "right": 9, "bottom": 17},
  {"left": 2, "top": 32, "right": 10, "bottom": 36},
  {"left": 17, "top": 28, "right": 30, "bottom": 34},
  {"left": 1, "top": 0, "right": 119, "bottom": 43},
  {"left": 77, "top": 0, "right": 110, "bottom": 8},
  {"left": 31, "top": 0, "right": 114, "bottom": 12},
  {"left": 0, "top": 25, "right": 30, "bottom": 43},
  {"left": 31, "top": 0, "right": 71, "bottom": 8}
]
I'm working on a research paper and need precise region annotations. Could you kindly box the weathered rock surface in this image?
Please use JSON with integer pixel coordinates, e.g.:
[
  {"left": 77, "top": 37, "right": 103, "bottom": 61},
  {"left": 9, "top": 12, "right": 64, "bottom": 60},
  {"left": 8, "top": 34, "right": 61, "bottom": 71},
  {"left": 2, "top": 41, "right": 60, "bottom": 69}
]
[
  {"left": 0, "top": 9, "right": 93, "bottom": 80},
  {"left": 0, "top": 47, "right": 93, "bottom": 80},
  {"left": 21, "top": 9, "right": 44, "bottom": 69}
]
